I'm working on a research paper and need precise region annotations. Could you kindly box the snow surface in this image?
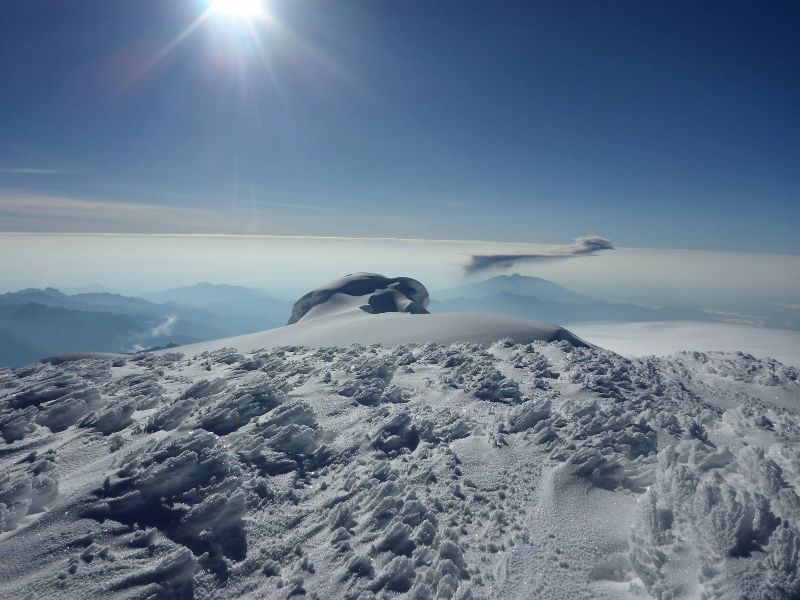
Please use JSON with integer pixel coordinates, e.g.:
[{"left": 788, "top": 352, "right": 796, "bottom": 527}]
[
  {"left": 171, "top": 311, "right": 588, "bottom": 356},
  {"left": 1, "top": 280, "right": 799, "bottom": 599},
  {"left": 0, "top": 340, "right": 799, "bottom": 599}
]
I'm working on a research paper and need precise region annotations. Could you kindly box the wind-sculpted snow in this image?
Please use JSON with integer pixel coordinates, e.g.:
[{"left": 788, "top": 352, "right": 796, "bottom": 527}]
[
  {"left": 288, "top": 273, "right": 430, "bottom": 324},
  {"left": 87, "top": 429, "right": 247, "bottom": 578},
  {"left": 0, "top": 343, "right": 798, "bottom": 599},
  {"left": 0, "top": 449, "right": 58, "bottom": 532}
]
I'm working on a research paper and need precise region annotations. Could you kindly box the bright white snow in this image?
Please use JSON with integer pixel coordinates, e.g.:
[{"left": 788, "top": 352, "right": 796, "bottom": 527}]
[{"left": 173, "top": 311, "right": 588, "bottom": 356}]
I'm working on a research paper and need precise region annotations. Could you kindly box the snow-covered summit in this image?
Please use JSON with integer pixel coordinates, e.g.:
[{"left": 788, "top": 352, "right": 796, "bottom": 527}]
[
  {"left": 167, "top": 274, "right": 589, "bottom": 355},
  {"left": 287, "top": 273, "right": 430, "bottom": 324}
]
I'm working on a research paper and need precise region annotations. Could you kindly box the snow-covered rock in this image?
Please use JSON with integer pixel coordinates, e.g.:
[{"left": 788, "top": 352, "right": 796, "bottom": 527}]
[{"left": 288, "top": 273, "right": 430, "bottom": 324}]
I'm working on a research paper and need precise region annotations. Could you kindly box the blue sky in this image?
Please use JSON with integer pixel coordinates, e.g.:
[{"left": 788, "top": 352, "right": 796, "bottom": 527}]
[{"left": 0, "top": 0, "right": 798, "bottom": 253}]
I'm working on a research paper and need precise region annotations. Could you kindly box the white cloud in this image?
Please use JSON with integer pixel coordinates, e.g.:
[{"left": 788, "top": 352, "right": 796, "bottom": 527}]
[
  {"left": 149, "top": 314, "right": 178, "bottom": 337},
  {"left": 0, "top": 192, "right": 240, "bottom": 233},
  {"left": 465, "top": 236, "right": 614, "bottom": 274}
]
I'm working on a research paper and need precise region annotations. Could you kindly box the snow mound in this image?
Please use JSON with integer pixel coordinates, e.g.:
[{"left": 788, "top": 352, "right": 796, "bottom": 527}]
[
  {"left": 172, "top": 313, "right": 588, "bottom": 355},
  {"left": 288, "top": 273, "right": 430, "bottom": 324},
  {"left": 162, "top": 274, "right": 589, "bottom": 355}
]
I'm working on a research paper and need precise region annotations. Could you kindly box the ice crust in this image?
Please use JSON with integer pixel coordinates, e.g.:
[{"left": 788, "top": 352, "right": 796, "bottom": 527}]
[{"left": 0, "top": 342, "right": 798, "bottom": 599}]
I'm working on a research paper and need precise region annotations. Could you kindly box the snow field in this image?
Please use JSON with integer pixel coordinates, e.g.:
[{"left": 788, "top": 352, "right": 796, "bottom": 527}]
[{"left": 0, "top": 342, "right": 798, "bottom": 599}]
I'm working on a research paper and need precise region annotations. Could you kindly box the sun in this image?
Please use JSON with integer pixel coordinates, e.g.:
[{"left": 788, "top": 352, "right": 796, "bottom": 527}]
[{"left": 209, "top": 0, "right": 266, "bottom": 18}]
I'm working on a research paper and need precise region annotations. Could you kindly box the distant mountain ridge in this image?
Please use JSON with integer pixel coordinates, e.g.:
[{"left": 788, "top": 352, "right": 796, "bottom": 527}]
[
  {"left": 145, "top": 282, "right": 291, "bottom": 324},
  {"left": 434, "top": 274, "right": 594, "bottom": 303},
  {"left": 431, "top": 274, "right": 750, "bottom": 326},
  {"left": 0, "top": 284, "right": 292, "bottom": 367}
]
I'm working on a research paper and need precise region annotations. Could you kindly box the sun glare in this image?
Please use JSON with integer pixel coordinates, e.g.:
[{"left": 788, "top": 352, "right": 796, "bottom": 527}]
[{"left": 209, "top": 0, "right": 266, "bottom": 18}]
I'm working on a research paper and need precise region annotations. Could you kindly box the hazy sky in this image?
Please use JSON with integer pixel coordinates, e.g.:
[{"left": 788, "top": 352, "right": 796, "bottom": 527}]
[
  {"left": 0, "top": 1, "right": 798, "bottom": 253},
  {"left": 1, "top": 234, "right": 798, "bottom": 307}
]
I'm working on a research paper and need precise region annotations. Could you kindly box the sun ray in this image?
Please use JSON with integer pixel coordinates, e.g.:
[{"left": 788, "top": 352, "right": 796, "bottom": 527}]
[{"left": 118, "top": 9, "right": 215, "bottom": 92}]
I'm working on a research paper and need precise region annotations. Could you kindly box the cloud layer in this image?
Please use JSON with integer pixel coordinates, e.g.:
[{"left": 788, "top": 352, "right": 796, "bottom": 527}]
[
  {"left": 464, "top": 236, "right": 614, "bottom": 274},
  {"left": 568, "top": 321, "right": 800, "bottom": 368}
]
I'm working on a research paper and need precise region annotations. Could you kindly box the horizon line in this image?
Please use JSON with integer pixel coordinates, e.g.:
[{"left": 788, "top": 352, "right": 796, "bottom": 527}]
[{"left": 0, "top": 230, "right": 798, "bottom": 258}]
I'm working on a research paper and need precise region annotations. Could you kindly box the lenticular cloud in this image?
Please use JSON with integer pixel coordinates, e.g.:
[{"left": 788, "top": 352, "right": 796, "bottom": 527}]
[{"left": 465, "top": 236, "right": 614, "bottom": 274}]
